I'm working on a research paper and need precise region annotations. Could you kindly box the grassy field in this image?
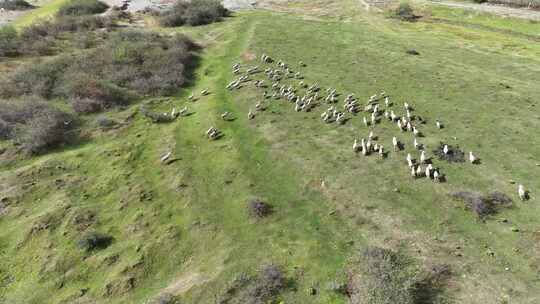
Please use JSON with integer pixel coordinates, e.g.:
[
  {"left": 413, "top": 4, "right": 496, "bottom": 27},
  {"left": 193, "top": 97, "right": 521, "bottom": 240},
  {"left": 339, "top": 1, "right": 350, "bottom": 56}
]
[
  {"left": 1, "top": 0, "right": 540, "bottom": 303},
  {"left": 11, "top": 0, "right": 71, "bottom": 28}
]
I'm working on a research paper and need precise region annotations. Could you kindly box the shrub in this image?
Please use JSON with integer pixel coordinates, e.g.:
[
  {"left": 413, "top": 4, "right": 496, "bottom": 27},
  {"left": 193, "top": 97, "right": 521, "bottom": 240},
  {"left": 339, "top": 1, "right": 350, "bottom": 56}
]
[
  {"left": 160, "top": 0, "right": 229, "bottom": 27},
  {"left": 0, "top": 0, "right": 33, "bottom": 10},
  {"left": 77, "top": 232, "right": 113, "bottom": 252},
  {"left": 0, "top": 26, "right": 19, "bottom": 57},
  {"left": 0, "top": 100, "right": 57, "bottom": 138},
  {"left": 349, "top": 247, "right": 416, "bottom": 304},
  {"left": 57, "top": 0, "right": 109, "bottom": 16},
  {"left": 0, "top": 99, "right": 75, "bottom": 153},
  {"left": 2, "top": 31, "right": 198, "bottom": 113},
  {"left": 14, "top": 107, "right": 75, "bottom": 154},
  {"left": 450, "top": 191, "right": 512, "bottom": 218},
  {"left": 433, "top": 142, "right": 465, "bottom": 163},
  {"left": 2, "top": 57, "right": 70, "bottom": 98},
  {"left": 247, "top": 199, "right": 273, "bottom": 218},
  {"left": 392, "top": 2, "right": 417, "bottom": 22},
  {"left": 95, "top": 115, "right": 118, "bottom": 128},
  {"left": 247, "top": 264, "right": 286, "bottom": 303},
  {"left": 56, "top": 74, "right": 136, "bottom": 112}
]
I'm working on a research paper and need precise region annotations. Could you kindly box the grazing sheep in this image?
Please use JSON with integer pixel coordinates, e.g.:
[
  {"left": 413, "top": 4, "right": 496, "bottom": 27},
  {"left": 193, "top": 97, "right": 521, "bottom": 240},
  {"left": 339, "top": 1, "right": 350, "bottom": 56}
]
[
  {"left": 179, "top": 107, "right": 188, "bottom": 116},
  {"left": 391, "top": 111, "right": 397, "bottom": 121},
  {"left": 201, "top": 88, "right": 209, "bottom": 96},
  {"left": 384, "top": 111, "right": 390, "bottom": 120},
  {"left": 436, "top": 120, "right": 443, "bottom": 129},
  {"left": 425, "top": 165, "right": 432, "bottom": 179},
  {"left": 368, "top": 131, "right": 374, "bottom": 140},
  {"left": 406, "top": 153, "right": 412, "bottom": 163},
  {"left": 161, "top": 152, "right": 172, "bottom": 163},
  {"left": 413, "top": 127, "right": 420, "bottom": 137},
  {"left": 206, "top": 127, "right": 221, "bottom": 140},
  {"left": 385, "top": 96, "right": 390, "bottom": 106},
  {"left": 406, "top": 122, "right": 412, "bottom": 132},
  {"left": 221, "top": 112, "right": 230, "bottom": 120},
  {"left": 414, "top": 138, "right": 419, "bottom": 150},
  {"left": 188, "top": 93, "right": 195, "bottom": 100},
  {"left": 404, "top": 102, "right": 410, "bottom": 110},
  {"left": 378, "top": 145, "right": 384, "bottom": 157},
  {"left": 443, "top": 144, "right": 449, "bottom": 155},
  {"left": 393, "top": 137, "right": 399, "bottom": 151},
  {"left": 411, "top": 167, "right": 417, "bottom": 178},
  {"left": 248, "top": 110, "right": 255, "bottom": 120},
  {"left": 363, "top": 117, "right": 369, "bottom": 127},
  {"left": 469, "top": 151, "right": 477, "bottom": 164},
  {"left": 362, "top": 141, "right": 368, "bottom": 156},
  {"left": 353, "top": 139, "right": 361, "bottom": 152},
  {"left": 371, "top": 112, "right": 377, "bottom": 124},
  {"left": 433, "top": 170, "right": 440, "bottom": 182},
  {"left": 397, "top": 120, "right": 404, "bottom": 132},
  {"left": 518, "top": 184, "right": 528, "bottom": 201},
  {"left": 407, "top": 158, "right": 414, "bottom": 168},
  {"left": 416, "top": 165, "right": 423, "bottom": 177}
]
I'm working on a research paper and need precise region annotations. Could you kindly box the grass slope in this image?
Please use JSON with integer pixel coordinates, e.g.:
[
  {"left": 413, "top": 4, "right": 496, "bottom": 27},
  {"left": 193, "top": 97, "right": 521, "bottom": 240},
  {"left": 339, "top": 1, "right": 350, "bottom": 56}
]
[{"left": 1, "top": 1, "right": 540, "bottom": 303}]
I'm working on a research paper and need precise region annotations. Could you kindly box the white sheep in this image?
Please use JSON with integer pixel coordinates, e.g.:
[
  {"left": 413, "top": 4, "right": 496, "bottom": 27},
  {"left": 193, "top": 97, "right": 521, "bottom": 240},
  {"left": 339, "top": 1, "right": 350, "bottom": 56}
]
[
  {"left": 443, "top": 145, "right": 449, "bottom": 155},
  {"left": 392, "top": 137, "right": 399, "bottom": 151},
  {"left": 469, "top": 151, "right": 477, "bottom": 164},
  {"left": 248, "top": 110, "right": 255, "bottom": 120},
  {"left": 436, "top": 120, "right": 442, "bottom": 129},
  {"left": 420, "top": 151, "right": 426, "bottom": 164},
  {"left": 353, "top": 139, "right": 360, "bottom": 152},
  {"left": 416, "top": 165, "right": 423, "bottom": 177},
  {"left": 433, "top": 170, "right": 440, "bottom": 182},
  {"left": 518, "top": 184, "right": 527, "bottom": 201}
]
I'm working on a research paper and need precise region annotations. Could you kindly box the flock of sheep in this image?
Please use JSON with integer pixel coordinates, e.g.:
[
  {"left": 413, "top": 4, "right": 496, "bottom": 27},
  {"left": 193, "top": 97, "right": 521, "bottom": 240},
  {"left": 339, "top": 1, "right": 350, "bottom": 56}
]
[{"left": 184, "top": 53, "right": 529, "bottom": 201}]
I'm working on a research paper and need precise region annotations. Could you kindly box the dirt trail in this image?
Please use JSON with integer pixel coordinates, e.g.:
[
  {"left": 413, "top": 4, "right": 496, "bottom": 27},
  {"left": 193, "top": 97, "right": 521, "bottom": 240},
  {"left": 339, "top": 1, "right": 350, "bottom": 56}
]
[{"left": 428, "top": 0, "right": 540, "bottom": 20}]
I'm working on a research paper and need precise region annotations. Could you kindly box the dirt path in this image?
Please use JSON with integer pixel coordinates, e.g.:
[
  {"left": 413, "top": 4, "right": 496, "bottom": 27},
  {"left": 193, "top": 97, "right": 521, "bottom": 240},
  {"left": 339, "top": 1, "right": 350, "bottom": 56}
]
[{"left": 428, "top": 0, "right": 540, "bottom": 20}]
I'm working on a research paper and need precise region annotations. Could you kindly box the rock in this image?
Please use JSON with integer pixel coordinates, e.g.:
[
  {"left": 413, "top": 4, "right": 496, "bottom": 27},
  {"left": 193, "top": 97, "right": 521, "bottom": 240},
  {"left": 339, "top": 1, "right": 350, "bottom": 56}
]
[{"left": 393, "top": 188, "right": 400, "bottom": 193}]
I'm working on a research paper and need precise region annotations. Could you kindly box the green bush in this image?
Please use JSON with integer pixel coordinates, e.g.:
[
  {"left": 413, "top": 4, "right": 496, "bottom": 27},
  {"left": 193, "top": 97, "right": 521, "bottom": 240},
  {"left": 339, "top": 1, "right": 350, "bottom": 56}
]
[
  {"left": 0, "top": 15, "right": 113, "bottom": 58},
  {"left": 392, "top": 2, "right": 417, "bottom": 22},
  {"left": 160, "top": 0, "right": 229, "bottom": 27},
  {"left": 57, "top": 0, "right": 109, "bottom": 16},
  {"left": 0, "top": 100, "right": 75, "bottom": 154},
  {"left": 1, "top": 30, "right": 199, "bottom": 113},
  {"left": 0, "top": 0, "right": 33, "bottom": 10},
  {"left": 0, "top": 26, "right": 19, "bottom": 57}
]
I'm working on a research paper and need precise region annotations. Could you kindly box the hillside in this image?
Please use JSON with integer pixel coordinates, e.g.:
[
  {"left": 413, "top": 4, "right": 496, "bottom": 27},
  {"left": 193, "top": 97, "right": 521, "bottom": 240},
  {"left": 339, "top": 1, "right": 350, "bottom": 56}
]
[{"left": 0, "top": 0, "right": 539, "bottom": 303}]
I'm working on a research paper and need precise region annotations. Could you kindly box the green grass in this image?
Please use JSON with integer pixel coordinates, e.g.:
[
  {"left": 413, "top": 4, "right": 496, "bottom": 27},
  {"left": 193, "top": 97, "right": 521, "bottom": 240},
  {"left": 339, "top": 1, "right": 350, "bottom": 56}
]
[
  {"left": 1, "top": 1, "right": 540, "bottom": 303},
  {"left": 12, "top": 0, "right": 71, "bottom": 28},
  {"left": 425, "top": 4, "right": 540, "bottom": 37}
]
